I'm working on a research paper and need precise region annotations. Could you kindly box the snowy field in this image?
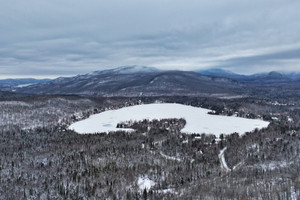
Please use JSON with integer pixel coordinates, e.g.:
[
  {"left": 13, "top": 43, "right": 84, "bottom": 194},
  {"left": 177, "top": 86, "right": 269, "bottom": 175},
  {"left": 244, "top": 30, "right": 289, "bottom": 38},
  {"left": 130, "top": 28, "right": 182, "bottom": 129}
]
[{"left": 69, "top": 103, "right": 269, "bottom": 136}]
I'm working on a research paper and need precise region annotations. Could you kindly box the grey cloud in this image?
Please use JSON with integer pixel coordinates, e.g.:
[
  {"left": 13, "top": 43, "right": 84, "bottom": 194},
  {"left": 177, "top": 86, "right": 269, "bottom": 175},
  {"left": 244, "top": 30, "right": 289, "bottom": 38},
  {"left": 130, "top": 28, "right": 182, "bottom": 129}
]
[
  {"left": 1, "top": 0, "right": 300, "bottom": 77},
  {"left": 217, "top": 48, "right": 300, "bottom": 73},
  {"left": 226, "top": 48, "right": 300, "bottom": 64}
]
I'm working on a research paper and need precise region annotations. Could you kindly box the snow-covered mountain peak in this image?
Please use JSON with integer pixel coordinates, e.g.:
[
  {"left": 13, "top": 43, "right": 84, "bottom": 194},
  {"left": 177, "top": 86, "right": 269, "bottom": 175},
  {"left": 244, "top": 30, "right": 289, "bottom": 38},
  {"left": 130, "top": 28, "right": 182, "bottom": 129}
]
[
  {"left": 111, "top": 65, "right": 161, "bottom": 74},
  {"left": 89, "top": 66, "right": 161, "bottom": 76}
]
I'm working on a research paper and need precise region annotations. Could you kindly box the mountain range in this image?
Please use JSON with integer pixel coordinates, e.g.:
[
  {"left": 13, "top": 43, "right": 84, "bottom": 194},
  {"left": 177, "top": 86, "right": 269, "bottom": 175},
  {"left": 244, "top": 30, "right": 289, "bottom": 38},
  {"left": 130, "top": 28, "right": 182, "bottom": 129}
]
[
  {"left": 1, "top": 66, "right": 300, "bottom": 98},
  {"left": 196, "top": 68, "right": 300, "bottom": 82},
  {"left": 12, "top": 66, "right": 240, "bottom": 97}
]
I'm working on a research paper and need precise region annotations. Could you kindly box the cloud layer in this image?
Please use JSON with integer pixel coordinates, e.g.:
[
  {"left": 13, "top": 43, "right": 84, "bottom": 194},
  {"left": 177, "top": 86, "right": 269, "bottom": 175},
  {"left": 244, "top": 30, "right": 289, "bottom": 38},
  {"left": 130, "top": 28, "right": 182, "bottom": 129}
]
[{"left": 1, "top": 0, "right": 300, "bottom": 77}]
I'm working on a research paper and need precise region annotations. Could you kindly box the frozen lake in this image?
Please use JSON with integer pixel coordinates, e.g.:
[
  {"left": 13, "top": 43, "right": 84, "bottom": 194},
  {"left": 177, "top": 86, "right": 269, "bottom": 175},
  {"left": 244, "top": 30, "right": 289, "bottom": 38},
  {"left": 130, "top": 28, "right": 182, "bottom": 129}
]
[{"left": 69, "top": 103, "right": 269, "bottom": 136}]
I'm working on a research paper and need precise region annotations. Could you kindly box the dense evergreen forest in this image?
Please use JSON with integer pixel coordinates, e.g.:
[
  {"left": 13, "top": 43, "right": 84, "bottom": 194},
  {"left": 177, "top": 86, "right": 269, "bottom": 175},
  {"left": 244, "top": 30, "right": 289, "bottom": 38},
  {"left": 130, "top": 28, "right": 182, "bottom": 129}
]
[{"left": 0, "top": 95, "right": 299, "bottom": 199}]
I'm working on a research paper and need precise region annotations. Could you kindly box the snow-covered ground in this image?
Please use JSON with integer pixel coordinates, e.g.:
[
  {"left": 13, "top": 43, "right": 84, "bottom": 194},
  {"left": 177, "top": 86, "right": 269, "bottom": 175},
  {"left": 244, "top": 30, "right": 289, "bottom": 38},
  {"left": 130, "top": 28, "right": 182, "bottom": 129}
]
[
  {"left": 137, "top": 176, "right": 155, "bottom": 191},
  {"left": 0, "top": 101, "right": 30, "bottom": 106},
  {"left": 160, "top": 151, "right": 182, "bottom": 162},
  {"left": 69, "top": 103, "right": 269, "bottom": 135},
  {"left": 16, "top": 83, "right": 33, "bottom": 88},
  {"left": 156, "top": 188, "right": 178, "bottom": 195}
]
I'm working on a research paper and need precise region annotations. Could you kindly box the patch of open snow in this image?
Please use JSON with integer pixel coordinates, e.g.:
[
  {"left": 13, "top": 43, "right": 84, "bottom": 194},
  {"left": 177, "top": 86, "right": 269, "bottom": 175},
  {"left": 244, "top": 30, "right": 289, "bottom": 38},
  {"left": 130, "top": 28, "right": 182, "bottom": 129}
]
[
  {"left": 0, "top": 101, "right": 29, "bottom": 106},
  {"left": 287, "top": 116, "right": 293, "bottom": 122},
  {"left": 291, "top": 185, "right": 298, "bottom": 200},
  {"left": 215, "top": 138, "right": 222, "bottom": 144},
  {"left": 218, "top": 95, "right": 246, "bottom": 99},
  {"left": 182, "top": 139, "right": 188, "bottom": 144},
  {"left": 16, "top": 83, "right": 33, "bottom": 88},
  {"left": 156, "top": 188, "right": 178, "bottom": 195},
  {"left": 259, "top": 161, "right": 289, "bottom": 170},
  {"left": 272, "top": 101, "right": 287, "bottom": 106},
  {"left": 69, "top": 103, "right": 269, "bottom": 136},
  {"left": 246, "top": 143, "right": 260, "bottom": 151},
  {"left": 138, "top": 176, "right": 155, "bottom": 191},
  {"left": 160, "top": 151, "right": 181, "bottom": 162}
]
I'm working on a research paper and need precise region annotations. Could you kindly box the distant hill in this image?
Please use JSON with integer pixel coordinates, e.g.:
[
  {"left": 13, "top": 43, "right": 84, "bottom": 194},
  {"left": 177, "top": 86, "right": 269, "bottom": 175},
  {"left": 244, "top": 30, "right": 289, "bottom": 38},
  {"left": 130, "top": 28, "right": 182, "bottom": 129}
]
[
  {"left": 0, "top": 78, "right": 51, "bottom": 91},
  {"left": 196, "top": 68, "right": 300, "bottom": 83},
  {"left": 246, "top": 71, "right": 291, "bottom": 83},
  {"left": 195, "top": 68, "right": 248, "bottom": 80}
]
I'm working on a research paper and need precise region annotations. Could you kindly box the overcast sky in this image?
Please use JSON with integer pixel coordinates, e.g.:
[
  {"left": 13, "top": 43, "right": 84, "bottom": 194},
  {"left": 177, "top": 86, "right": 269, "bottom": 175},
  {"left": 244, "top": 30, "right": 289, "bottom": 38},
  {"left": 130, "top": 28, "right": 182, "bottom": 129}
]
[{"left": 1, "top": 0, "right": 300, "bottom": 78}]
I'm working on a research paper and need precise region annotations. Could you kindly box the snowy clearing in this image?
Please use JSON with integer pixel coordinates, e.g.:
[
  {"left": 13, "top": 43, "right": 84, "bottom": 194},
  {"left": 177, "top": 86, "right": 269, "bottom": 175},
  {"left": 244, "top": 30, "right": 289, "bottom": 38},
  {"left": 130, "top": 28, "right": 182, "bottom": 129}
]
[
  {"left": 137, "top": 176, "right": 155, "bottom": 191},
  {"left": 0, "top": 101, "right": 30, "bottom": 106},
  {"left": 69, "top": 103, "right": 269, "bottom": 136},
  {"left": 156, "top": 188, "right": 178, "bottom": 195},
  {"left": 160, "top": 151, "right": 182, "bottom": 162},
  {"left": 16, "top": 83, "right": 33, "bottom": 88}
]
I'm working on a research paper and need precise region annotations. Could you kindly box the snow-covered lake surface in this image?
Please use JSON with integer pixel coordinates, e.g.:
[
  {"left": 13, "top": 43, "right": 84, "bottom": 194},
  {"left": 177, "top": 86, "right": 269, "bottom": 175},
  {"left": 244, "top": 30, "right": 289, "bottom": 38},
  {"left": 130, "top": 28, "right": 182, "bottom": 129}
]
[{"left": 69, "top": 103, "right": 269, "bottom": 136}]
